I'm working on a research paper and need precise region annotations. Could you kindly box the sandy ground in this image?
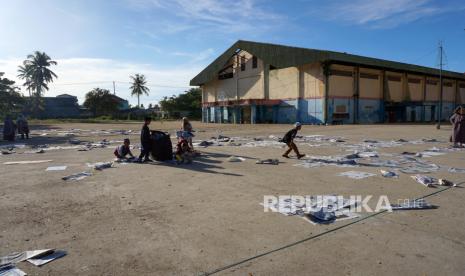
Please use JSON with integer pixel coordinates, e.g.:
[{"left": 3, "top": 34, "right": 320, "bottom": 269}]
[{"left": 0, "top": 121, "right": 464, "bottom": 275}]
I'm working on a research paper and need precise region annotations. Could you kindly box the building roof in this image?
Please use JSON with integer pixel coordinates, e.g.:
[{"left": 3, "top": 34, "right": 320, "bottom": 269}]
[
  {"left": 190, "top": 40, "right": 465, "bottom": 86},
  {"left": 109, "top": 94, "right": 128, "bottom": 103},
  {"left": 56, "top": 94, "right": 77, "bottom": 98}
]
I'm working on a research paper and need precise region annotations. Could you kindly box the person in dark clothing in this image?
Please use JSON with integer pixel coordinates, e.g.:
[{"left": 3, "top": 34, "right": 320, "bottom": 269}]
[
  {"left": 114, "top": 138, "right": 135, "bottom": 160},
  {"left": 3, "top": 115, "right": 16, "bottom": 141},
  {"left": 282, "top": 122, "right": 305, "bottom": 159},
  {"left": 450, "top": 106, "right": 465, "bottom": 147},
  {"left": 138, "top": 117, "right": 153, "bottom": 162},
  {"left": 16, "top": 114, "right": 29, "bottom": 139}
]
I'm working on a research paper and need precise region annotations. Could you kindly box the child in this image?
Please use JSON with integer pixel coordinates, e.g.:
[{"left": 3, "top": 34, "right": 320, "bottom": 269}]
[
  {"left": 182, "top": 117, "right": 195, "bottom": 150},
  {"left": 175, "top": 138, "right": 193, "bottom": 164},
  {"left": 282, "top": 122, "right": 305, "bottom": 159},
  {"left": 138, "top": 117, "right": 153, "bottom": 162},
  {"left": 114, "top": 138, "right": 135, "bottom": 160}
]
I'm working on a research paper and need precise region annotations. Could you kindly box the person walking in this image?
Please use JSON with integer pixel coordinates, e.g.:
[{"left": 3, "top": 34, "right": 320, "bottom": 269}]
[
  {"left": 450, "top": 106, "right": 465, "bottom": 148},
  {"left": 282, "top": 122, "right": 305, "bottom": 159},
  {"left": 138, "top": 117, "right": 153, "bottom": 162}
]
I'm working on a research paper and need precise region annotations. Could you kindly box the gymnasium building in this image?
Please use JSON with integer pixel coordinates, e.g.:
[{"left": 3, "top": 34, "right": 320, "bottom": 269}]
[{"left": 190, "top": 40, "right": 465, "bottom": 124}]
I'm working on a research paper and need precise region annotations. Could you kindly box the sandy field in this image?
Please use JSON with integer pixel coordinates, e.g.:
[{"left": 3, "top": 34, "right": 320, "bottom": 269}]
[{"left": 1, "top": 121, "right": 464, "bottom": 275}]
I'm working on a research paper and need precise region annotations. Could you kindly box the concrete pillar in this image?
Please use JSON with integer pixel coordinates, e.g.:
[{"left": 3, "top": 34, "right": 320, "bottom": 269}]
[
  {"left": 323, "top": 63, "right": 330, "bottom": 124},
  {"left": 263, "top": 63, "right": 270, "bottom": 100},
  {"left": 381, "top": 70, "right": 387, "bottom": 122},
  {"left": 251, "top": 104, "right": 256, "bottom": 124},
  {"left": 297, "top": 67, "right": 305, "bottom": 122},
  {"left": 422, "top": 75, "right": 427, "bottom": 122},
  {"left": 353, "top": 67, "right": 360, "bottom": 124}
]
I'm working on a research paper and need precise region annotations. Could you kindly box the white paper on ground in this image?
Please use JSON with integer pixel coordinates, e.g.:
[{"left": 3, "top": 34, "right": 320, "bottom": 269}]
[
  {"left": 0, "top": 265, "right": 26, "bottom": 276},
  {"left": 338, "top": 171, "right": 376, "bottom": 179},
  {"left": 227, "top": 156, "right": 246, "bottom": 162},
  {"left": 86, "top": 162, "right": 113, "bottom": 170},
  {"left": 301, "top": 211, "right": 360, "bottom": 225},
  {"left": 45, "top": 166, "right": 67, "bottom": 171},
  {"left": 448, "top": 167, "right": 465, "bottom": 173},
  {"left": 27, "top": 250, "right": 66, "bottom": 266},
  {"left": 62, "top": 171, "right": 92, "bottom": 181},
  {"left": 3, "top": 160, "right": 52, "bottom": 165},
  {"left": 0, "top": 249, "right": 54, "bottom": 266},
  {"left": 0, "top": 144, "right": 26, "bottom": 150},
  {"left": 380, "top": 170, "right": 399, "bottom": 178},
  {"left": 411, "top": 174, "right": 436, "bottom": 187}
]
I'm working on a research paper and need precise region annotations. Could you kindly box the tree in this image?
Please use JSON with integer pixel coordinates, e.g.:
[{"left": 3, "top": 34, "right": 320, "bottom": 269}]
[
  {"left": 0, "top": 72, "right": 24, "bottom": 117},
  {"left": 17, "top": 51, "right": 57, "bottom": 115},
  {"left": 83, "top": 88, "right": 119, "bottom": 117},
  {"left": 159, "top": 88, "right": 201, "bottom": 118},
  {"left": 130, "top": 74, "right": 149, "bottom": 108},
  {"left": 17, "top": 62, "right": 33, "bottom": 97}
]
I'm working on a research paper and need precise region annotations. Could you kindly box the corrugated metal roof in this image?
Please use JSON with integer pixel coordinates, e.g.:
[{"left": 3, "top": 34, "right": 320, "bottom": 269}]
[{"left": 190, "top": 40, "right": 465, "bottom": 86}]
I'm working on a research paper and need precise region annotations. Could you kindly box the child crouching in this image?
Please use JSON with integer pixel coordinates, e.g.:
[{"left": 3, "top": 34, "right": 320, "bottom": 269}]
[
  {"left": 175, "top": 138, "right": 193, "bottom": 164},
  {"left": 114, "top": 138, "right": 135, "bottom": 161}
]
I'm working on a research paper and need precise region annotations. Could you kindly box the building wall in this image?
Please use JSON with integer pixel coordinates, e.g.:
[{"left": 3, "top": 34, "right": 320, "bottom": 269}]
[
  {"left": 407, "top": 74, "right": 423, "bottom": 101},
  {"left": 425, "top": 78, "right": 440, "bottom": 101},
  {"left": 329, "top": 64, "right": 353, "bottom": 98},
  {"left": 237, "top": 51, "right": 264, "bottom": 100},
  {"left": 359, "top": 68, "right": 381, "bottom": 99},
  {"left": 301, "top": 63, "right": 324, "bottom": 98},
  {"left": 202, "top": 50, "right": 264, "bottom": 103},
  {"left": 386, "top": 72, "right": 403, "bottom": 102},
  {"left": 459, "top": 82, "right": 465, "bottom": 104},
  {"left": 203, "top": 81, "right": 217, "bottom": 102},
  {"left": 269, "top": 67, "right": 299, "bottom": 99},
  {"left": 443, "top": 79, "right": 455, "bottom": 102},
  {"left": 201, "top": 56, "right": 464, "bottom": 124}
]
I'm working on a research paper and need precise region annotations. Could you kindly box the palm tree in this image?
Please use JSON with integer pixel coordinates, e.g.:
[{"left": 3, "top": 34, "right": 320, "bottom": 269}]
[
  {"left": 21, "top": 51, "right": 57, "bottom": 97},
  {"left": 130, "top": 74, "right": 149, "bottom": 108},
  {"left": 17, "top": 62, "right": 33, "bottom": 97},
  {"left": 17, "top": 52, "right": 57, "bottom": 115}
]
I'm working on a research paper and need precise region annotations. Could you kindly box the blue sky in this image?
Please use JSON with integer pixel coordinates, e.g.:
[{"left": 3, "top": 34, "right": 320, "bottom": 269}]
[{"left": 0, "top": 0, "right": 464, "bottom": 106}]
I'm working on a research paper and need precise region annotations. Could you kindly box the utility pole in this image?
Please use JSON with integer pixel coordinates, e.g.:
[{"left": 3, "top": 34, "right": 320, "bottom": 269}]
[
  {"left": 436, "top": 41, "right": 444, "bottom": 129},
  {"left": 113, "top": 81, "right": 116, "bottom": 95}
]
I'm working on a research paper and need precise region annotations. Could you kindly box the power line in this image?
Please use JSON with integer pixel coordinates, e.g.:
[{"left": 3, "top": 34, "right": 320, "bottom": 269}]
[
  {"left": 50, "top": 80, "right": 192, "bottom": 89},
  {"left": 410, "top": 47, "right": 437, "bottom": 65}
]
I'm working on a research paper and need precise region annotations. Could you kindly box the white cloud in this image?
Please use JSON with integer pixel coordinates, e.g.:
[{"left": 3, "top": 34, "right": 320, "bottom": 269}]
[
  {"left": 0, "top": 57, "right": 202, "bottom": 106},
  {"left": 324, "top": 0, "right": 463, "bottom": 28},
  {"left": 172, "top": 48, "right": 215, "bottom": 64},
  {"left": 125, "top": 0, "right": 285, "bottom": 37}
]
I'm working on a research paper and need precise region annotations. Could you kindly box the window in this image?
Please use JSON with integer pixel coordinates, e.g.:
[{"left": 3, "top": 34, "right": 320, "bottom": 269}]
[
  {"left": 240, "top": 56, "right": 246, "bottom": 71},
  {"left": 252, "top": 56, "right": 257, "bottom": 68},
  {"left": 408, "top": 78, "right": 421, "bottom": 84},
  {"left": 360, "top": 73, "right": 378, "bottom": 79},
  {"left": 330, "top": 70, "right": 353, "bottom": 77},
  {"left": 387, "top": 76, "right": 401, "bottom": 82}
]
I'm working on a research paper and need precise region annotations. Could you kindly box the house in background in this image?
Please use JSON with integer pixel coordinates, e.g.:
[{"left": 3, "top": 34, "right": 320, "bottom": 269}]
[
  {"left": 109, "top": 94, "right": 130, "bottom": 110},
  {"left": 24, "top": 94, "right": 81, "bottom": 118},
  {"left": 190, "top": 40, "right": 465, "bottom": 124}
]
